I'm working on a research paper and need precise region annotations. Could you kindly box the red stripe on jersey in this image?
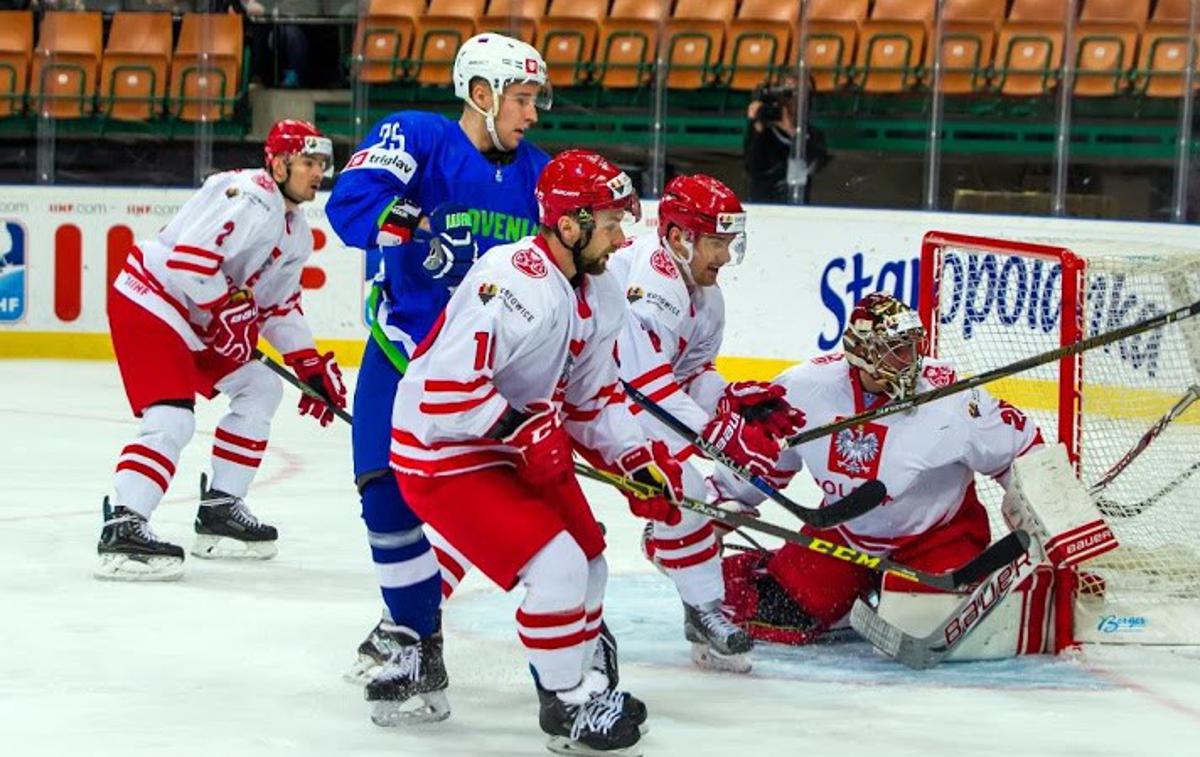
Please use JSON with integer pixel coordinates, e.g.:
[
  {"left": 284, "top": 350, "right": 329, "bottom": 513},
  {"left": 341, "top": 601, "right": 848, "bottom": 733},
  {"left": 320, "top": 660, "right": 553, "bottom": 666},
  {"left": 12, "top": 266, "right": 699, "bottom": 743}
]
[
  {"left": 166, "top": 259, "right": 221, "bottom": 276},
  {"left": 121, "top": 443, "right": 177, "bottom": 477},
  {"left": 519, "top": 629, "right": 589, "bottom": 650},
  {"left": 390, "top": 428, "right": 498, "bottom": 450},
  {"left": 652, "top": 522, "right": 714, "bottom": 551},
  {"left": 419, "top": 388, "right": 498, "bottom": 415},
  {"left": 172, "top": 244, "right": 223, "bottom": 262},
  {"left": 432, "top": 547, "right": 467, "bottom": 582},
  {"left": 440, "top": 579, "right": 454, "bottom": 599},
  {"left": 516, "top": 606, "right": 587, "bottom": 629},
  {"left": 628, "top": 382, "right": 682, "bottom": 414},
  {"left": 116, "top": 460, "right": 170, "bottom": 493},
  {"left": 214, "top": 427, "right": 269, "bottom": 451},
  {"left": 629, "top": 363, "right": 673, "bottom": 389},
  {"left": 657, "top": 540, "right": 720, "bottom": 570},
  {"left": 212, "top": 446, "right": 263, "bottom": 469},
  {"left": 564, "top": 406, "right": 601, "bottom": 422},
  {"left": 425, "top": 375, "right": 490, "bottom": 394},
  {"left": 389, "top": 447, "right": 511, "bottom": 476}
]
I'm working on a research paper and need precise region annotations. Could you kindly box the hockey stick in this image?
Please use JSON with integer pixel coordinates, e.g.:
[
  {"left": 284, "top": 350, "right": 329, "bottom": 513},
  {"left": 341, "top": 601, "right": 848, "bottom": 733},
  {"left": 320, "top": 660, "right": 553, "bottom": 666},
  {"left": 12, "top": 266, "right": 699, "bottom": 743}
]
[
  {"left": 1101, "top": 458, "right": 1200, "bottom": 519},
  {"left": 1090, "top": 384, "right": 1200, "bottom": 518},
  {"left": 621, "top": 381, "right": 884, "bottom": 529},
  {"left": 785, "top": 298, "right": 1200, "bottom": 449},
  {"left": 573, "top": 462, "right": 1030, "bottom": 590},
  {"left": 849, "top": 544, "right": 1039, "bottom": 670}
]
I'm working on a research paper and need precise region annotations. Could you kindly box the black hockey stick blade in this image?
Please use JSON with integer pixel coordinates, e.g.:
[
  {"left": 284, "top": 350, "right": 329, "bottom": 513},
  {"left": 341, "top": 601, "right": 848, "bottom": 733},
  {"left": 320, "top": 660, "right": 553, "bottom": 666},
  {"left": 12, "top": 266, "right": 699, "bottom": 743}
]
[
  {"left": 949, "top": 530, "right": 1031, "bottom": 588},
  {"left": 253, "top": 349, "right": 354, "bottom": 425},
  {"left": 802, "top": 479, "right": 888, "bottom": 529}
]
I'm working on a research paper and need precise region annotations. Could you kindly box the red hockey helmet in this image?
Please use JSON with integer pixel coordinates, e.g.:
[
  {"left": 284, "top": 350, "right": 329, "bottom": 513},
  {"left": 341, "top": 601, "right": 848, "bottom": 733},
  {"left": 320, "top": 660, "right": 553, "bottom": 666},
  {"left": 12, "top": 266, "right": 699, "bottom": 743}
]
[
  {"left": 842, "top": 292, "right": 927, "bottom": 400},
  {"left": 264, "top": 119, "right": 334, "bottom": 177},
  {"left": 536, "top": 149, "right": 641, "bottom": 229},
  {"left": 657, "top": 174, "right": 747, "bottom": 264}
]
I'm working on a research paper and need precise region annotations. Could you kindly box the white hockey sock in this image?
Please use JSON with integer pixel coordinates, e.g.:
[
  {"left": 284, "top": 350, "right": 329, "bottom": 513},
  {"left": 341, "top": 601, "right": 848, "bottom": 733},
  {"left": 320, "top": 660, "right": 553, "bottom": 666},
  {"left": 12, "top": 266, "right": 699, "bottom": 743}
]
[
  {"left": 113, "top": 404, "right": 195, "bottom": 520},
  {"left": 651, "top": 510, "right": 724, "bottom": 607},
  {"left": 580, "top": 554, "right": 608, "bottom": 673},
  {"left": 209, "top": 361, "right": 281, "bottom": 497},
  {"left": 516, "top": 532, "right": 590, "bottom": 692}
]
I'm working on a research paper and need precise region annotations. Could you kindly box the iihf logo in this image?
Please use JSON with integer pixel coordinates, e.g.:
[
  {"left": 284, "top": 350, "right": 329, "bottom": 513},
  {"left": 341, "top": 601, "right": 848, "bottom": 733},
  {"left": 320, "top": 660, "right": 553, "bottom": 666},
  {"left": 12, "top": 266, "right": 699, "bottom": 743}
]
[{"left": 0, "top": 221, "right": 27, "bottom": 322}]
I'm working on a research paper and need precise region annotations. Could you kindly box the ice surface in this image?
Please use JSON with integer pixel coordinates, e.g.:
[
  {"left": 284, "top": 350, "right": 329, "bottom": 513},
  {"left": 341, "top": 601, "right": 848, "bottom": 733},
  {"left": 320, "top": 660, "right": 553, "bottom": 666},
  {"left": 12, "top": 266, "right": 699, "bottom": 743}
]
[{"left": 2, "top": 360, "right": 1199, "bottom": 756}]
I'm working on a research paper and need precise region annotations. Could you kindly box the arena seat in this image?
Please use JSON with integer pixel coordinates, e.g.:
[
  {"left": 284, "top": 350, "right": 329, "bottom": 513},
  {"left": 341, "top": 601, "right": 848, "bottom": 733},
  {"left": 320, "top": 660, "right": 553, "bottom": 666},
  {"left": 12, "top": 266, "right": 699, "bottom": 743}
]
[
  {"left": 856, "top": 0, "right": 934, "bottom": 93},
  {"left": 1074, "top": 0, "right": 1149, "bottom": 96},
  {"left": 800, "top": 0, "right": 869, "bottom": 92},
  {"left": 353, "top": 0, "right": 426, "bottom": 84},
  {"left": 596, "top": 0, "right": 669, "bottom": 90},
  {"left": 169, "top": 13, "right": 243, "bottom": 122},
  {"left": 413, "top": 0, "right": 485, "bottom": 86},
  {"left": 99, "top": 12, "right": 173, "bottom": 121},
  {"left": 536, "top": 0, "right": 606, "bottom": 87},
  {"left": 0, "top": 10, "right": 32, "bottom": 117},
  {"left": 935, "top": 0, "right": 1004, "bottom": 94},
  {"left": 724, "top": 0, "right": 798, "bottom": 92},
  {"left": 664, "top": 0, "right": 736, "bottom": 90},
  {"left": 31, "top": 11, "right": 103, "bottom": 119},
  {"left": 996, "top": 0, "right": 1068, "bottom": 96},
  {"left": 477, "top": 0, "right": 544, "bottom": 45},
  {"left": 1136, "top": 0, "right": 1200, "bottom": 97}
]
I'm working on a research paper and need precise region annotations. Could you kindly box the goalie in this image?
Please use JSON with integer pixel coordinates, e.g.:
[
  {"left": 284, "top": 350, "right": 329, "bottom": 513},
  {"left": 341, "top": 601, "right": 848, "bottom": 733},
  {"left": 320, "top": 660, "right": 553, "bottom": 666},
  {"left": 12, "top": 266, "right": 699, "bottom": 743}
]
[{"left": 715, "top": 292, "right": 1097, "bottom": 659}]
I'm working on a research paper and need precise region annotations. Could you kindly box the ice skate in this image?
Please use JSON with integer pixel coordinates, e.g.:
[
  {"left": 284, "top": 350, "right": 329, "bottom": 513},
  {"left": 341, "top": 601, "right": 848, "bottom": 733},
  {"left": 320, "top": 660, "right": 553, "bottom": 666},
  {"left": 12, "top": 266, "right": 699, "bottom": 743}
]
[
  {"left": 684, "top": 600, "right": 754, "bottom": 673},
  {"left": 364, "top": 624, "right": 450, "bottom": 725},
  {"left": 538, "top": 679, "right": 643, "bottom": 756},
  {"left": 588, "top": 623, "right": 648, "bottom": 733},
  {"left": 344, "top": 618, "right": 405, "bottom": 686},
  {"left": 191, "top": 473, "right": 278, "bottom": 560},
  {"left": 95, "top": 497, "right": 184, "bottom": 582}
]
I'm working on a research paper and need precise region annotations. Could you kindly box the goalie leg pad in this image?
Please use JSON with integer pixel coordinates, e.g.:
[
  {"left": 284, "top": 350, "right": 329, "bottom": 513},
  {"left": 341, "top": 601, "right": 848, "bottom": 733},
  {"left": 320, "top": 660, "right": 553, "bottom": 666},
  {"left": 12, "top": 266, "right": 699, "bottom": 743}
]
[{"left": 722, "top": 551, "right": 832, "bottom": 645}]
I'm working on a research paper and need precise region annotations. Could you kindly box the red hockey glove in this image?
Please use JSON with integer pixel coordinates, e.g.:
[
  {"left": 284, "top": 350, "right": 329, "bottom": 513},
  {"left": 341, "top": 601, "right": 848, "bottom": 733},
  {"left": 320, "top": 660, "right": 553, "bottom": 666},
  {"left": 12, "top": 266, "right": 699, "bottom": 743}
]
[
  {"left": 501, "top": 401, "right": 573, "bottom": 491},
  {"left": 616, "top": 441, "right": 684, "bottom": 525},
  {"left": 702, "top": 410, "right": 783, "bottom": 478},
  {"left": 284, "top": 349, "right": 347, "bottom": 427},
  {"left": 206, "top": 289, "right": 258, "bottom": 364},
  {"left": 718, "top": 381, "right": 806, "bottom": 439}
]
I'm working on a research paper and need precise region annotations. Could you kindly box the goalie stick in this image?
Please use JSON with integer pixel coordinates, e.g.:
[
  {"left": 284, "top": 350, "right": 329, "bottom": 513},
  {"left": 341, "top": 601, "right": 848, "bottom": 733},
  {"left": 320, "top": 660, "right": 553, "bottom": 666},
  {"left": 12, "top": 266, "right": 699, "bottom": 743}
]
[
  {"left": 622, "top": 381, "right": 883, "bottom": 529},
  {"left": 785, "top": 297, "right": 1200, "bottom": 450},
  {"left": 257, "top": 350, "right": 1022, "bottom": 590},
  {"left": 849, "top": 539, "right": 1038, "bottom": 670}
]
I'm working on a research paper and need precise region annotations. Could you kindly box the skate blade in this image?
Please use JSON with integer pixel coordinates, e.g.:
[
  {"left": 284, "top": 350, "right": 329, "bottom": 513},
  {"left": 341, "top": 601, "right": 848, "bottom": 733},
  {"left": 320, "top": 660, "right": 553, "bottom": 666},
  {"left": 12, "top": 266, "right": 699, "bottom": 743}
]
[
  {"left": 94, "top": 553, "right": 183, "bottom": 582},
  {"left": 546, "top": 736, "right": 643, "bottom": 757},
  {"left": 369, "top": 690, "right": 450, "bottom": 726},
  {"left": 690, "top": 642, "right": 752, "bottom": 674},
  {"left": 343, "top": 654, "right": 383, "bottom": 687},
  {"left": 191, "top": 534, "right": 277, "bottom": 561}
]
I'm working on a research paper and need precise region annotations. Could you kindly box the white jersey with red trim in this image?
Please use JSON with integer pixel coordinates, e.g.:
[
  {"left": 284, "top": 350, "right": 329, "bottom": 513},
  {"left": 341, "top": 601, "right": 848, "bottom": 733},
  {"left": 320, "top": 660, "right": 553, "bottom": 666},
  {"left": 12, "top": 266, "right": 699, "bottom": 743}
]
[
  {"left": 711, "top": 354, "right": 1043, "bottom": 553},
  {"left": 390, "top": 235, "right": 645, "bottom": 477},
  {"left": 112, "top": 168, "right": 316, "bottom": 355},
  {"left": 607, "top": 233, "right": 727, "bottom": 455}
]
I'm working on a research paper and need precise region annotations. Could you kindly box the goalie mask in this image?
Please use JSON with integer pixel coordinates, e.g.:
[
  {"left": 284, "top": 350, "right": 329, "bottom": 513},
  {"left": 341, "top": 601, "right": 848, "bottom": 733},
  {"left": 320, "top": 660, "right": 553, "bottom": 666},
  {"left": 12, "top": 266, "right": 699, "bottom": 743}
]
[{"left": 843, "top": 293, "right": 926, "bottom": 400}]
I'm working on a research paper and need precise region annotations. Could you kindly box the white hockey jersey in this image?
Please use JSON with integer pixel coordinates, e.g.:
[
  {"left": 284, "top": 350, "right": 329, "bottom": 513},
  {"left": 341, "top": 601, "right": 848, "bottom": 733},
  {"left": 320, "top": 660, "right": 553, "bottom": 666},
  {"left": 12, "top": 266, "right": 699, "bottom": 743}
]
[
  {"left": 390, "top": 235, "right": 646, "bottom": 477},
  {"left": 113, "top": 169, "right": 316, "bottom": 355},
  {"left": 712, "top": 354, "right": 1043, "bottom": 553},
  {"left": 607, "top": 233, "right": 727, "bottom": 456}
]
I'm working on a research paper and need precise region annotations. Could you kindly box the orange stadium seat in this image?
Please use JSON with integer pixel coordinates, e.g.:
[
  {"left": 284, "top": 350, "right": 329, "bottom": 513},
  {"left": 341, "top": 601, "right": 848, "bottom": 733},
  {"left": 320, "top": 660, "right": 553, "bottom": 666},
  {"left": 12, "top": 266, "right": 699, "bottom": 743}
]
[
  {"left": 31, "top": 11, "right": 103, "bottom": 119},
  {"left": 935, "top": 0, "right": 1004, "bottom": 94},
  {"left": 413, "top": 0, "right": 484, "bottom": 86},
  {"left": 354, "top": 0, "right": 426, "bottom": 84},
  {"left": 799, "top": 0, "right": 869, "bottom": 92},
  {"left": 1074, "top": 0, "right": 1149, "bottom": 96},
  {"left": 724, "top": 0, "right": 799, "bottom": 92},
  {"left": 477, "top": 0, "right": 544, "bottom": 45},
  {"left": 170, "top": 13, "right": 243, "bottom": 121},
  {"left": 996, "top": 0, "right": 1068, "bottom": 96},
  {"left": 99, "top": 12, "right": 173, "bottom": 121},
  {"left": 596, "top": 0, "right": 670, "bottom": 89},
  {"left": 0, "top": 10, "right": 32, "bottom": 117},
  {"left": 536, "top": 0, "right": 606, "bottom": 87},
  {"left": 856, "top": 0, "right": 934, "bottom": 93},
  {"left": 1137, "top": 0, "right": 1200, "bottom": 97},
  {"left": 663, "top": 0, "right": 736, "bottom": 90}
]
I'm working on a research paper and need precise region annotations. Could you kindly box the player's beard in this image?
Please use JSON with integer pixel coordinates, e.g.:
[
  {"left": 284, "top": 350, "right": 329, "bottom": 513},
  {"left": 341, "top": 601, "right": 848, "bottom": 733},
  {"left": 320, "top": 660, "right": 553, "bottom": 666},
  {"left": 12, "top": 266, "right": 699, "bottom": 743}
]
[{"left": 579, "top": 247, "right": 610, "bottom": 276}]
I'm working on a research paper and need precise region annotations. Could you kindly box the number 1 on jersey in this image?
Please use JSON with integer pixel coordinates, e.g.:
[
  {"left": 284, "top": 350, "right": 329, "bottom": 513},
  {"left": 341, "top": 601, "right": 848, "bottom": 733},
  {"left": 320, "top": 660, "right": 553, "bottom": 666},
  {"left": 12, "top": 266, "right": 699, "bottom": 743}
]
[{"left": 473, "top": 331, "right": 496, "bottom": 371}]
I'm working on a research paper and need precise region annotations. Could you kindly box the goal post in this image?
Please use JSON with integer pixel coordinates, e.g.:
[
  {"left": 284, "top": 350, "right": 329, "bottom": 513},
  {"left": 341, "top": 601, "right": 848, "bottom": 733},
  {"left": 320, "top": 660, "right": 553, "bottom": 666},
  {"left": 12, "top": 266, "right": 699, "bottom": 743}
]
[{"left": 919, "top": 230, "right": 1200, "bottom": 646}]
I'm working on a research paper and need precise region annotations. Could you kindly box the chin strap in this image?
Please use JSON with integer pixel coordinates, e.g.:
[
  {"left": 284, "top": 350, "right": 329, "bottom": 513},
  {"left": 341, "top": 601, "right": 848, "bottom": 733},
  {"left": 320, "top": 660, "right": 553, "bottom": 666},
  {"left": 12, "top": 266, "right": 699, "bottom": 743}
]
[
  {"left": 274, "top": 156, "right": 306, "bottom": 204},
  {"left": 554, "top": 210, "right": 595, "bottom": 288},
  {"left": 663, "top": 233, "right": 697, "bottom": 289},
  {"left": 465, "top": 97, "right": 510, "bottom": 153}
]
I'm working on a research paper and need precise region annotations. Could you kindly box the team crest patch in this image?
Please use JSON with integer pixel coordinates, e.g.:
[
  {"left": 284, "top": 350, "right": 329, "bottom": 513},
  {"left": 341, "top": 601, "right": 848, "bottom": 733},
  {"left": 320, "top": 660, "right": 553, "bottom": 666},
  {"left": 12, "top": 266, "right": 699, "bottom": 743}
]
[
  {"left": 225, "top": 186, "right": 240, "bottom": 198},
  {"left": 252, "top": 173, "right": 276, "bottom": 193},
  {"left": 478, "top": 282, "right": 499, "bottom": 304},
  {"left": 512, "top": 249, "right": 547, "bottom": 279},
  {"left": 626, "top": 286, "right": 644, "bottom": 303},
  {"left": 923, "top": 364, "right": 956, "bottom": 388},
  {"left": 650, "top": 248, "right": 678, "bottom": 279},
  {"left": 811, "top": 353, "right": 844, "bottom": 365},
  {"left": 828, "top": 421, "right": 888, "bottom": 479}
]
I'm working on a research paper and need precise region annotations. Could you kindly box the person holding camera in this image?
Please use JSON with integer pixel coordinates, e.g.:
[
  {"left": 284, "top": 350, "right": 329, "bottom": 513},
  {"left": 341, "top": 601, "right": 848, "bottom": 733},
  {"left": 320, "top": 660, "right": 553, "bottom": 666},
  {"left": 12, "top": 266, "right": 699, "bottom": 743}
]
[{"left": 743, "top": 73, "right": 828, "bottom": 204}]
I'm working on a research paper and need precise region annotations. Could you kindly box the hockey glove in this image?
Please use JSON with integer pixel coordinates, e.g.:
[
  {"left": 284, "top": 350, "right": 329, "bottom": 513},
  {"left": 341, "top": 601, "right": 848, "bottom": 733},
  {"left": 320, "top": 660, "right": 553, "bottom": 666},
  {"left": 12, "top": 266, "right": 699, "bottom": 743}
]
[
  {"left": 206, "top": 289, "right": 258, "bottom": 364},
  {"left": 499, "top": 401, "right": 574, "bottom": 491},
  {"left": 376, "top": 197, "right": 423, "bottom": 247},
  {"left": 719, "top": 381, "right": 806, "bottom": 439},
  {"left": 616, "top": 441, "right": 684, "bottom": 525},
  {"left": 414, "top": 202, "right": 478, "bottom": 286},
  {"left": 701, "top": 410, "right": 783, "bottom": 479},
  {"left": 284, "top": 349, "right": 347, "bottom": 427}
]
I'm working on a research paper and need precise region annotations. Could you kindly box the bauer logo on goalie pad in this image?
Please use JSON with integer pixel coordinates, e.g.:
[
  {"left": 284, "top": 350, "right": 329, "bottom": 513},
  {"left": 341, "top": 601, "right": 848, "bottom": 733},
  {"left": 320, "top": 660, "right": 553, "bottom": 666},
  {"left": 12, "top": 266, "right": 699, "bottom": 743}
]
[
  {"left": 0, "top": 221, "right": 27, "bottom": 323},
  {"left": 944, "top": 551, "right": 1033, "bottom": 647}
]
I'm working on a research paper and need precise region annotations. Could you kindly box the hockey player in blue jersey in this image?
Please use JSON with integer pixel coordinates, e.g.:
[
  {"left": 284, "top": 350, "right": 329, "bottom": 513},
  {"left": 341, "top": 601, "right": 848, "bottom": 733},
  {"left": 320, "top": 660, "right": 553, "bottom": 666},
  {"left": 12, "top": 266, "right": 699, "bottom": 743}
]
[{"left": 325, "top": 33, "right": 551, "bottom": 725}]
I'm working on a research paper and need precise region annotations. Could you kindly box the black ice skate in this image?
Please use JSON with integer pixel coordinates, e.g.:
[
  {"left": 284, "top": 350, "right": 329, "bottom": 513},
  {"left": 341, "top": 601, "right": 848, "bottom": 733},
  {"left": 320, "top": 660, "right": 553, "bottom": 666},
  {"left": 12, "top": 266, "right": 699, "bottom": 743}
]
[
  {"left": 191, "top": 473, "right": 278, "bottom": 560},
  {"left": 537, "top": 681, "right": 643, "bottom": 756},
  {"left": 684, "top": 600, "right": 754, "bottom": 673},
  {"left": 95, "top": 497, "right": 184, "bottom": 582},
  {"left": 588, "top": 623, "right": 648, "bottom": 734},
  {"left": 364, "top": 624, "right": 450, "bottom": 726},
  {"left": 344, "top": 619, "right": 403, "bottom": 686}
]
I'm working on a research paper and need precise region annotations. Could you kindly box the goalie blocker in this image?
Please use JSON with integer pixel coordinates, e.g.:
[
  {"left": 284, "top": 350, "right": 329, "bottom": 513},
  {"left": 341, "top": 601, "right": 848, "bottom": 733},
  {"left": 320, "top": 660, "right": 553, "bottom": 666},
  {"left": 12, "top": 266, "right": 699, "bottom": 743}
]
[{"left": 853, "top": 444, "right": 1118, "bottom": 666}]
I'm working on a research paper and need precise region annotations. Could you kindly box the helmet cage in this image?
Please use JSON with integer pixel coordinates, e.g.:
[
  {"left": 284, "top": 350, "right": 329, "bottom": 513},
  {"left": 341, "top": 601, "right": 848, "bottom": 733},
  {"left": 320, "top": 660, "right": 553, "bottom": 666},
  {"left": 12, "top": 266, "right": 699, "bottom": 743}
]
[{"left": 843, "top": 303, "right": 926, "bottom": 400}]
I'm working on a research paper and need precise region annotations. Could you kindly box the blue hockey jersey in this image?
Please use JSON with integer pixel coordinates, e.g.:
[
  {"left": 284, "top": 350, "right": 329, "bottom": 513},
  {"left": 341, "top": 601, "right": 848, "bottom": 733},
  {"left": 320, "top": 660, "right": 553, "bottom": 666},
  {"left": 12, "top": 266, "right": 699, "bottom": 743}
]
[{"left": 326, "top": 110, "right": 549, "bottom": 351}]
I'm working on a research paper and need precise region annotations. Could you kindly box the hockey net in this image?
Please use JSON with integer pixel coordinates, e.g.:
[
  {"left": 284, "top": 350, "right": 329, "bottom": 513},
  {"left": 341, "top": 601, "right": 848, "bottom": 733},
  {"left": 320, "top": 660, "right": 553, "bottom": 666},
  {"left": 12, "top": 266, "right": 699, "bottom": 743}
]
[{"left": 920, "top": 231, "right": 1200, "bottom": 645}]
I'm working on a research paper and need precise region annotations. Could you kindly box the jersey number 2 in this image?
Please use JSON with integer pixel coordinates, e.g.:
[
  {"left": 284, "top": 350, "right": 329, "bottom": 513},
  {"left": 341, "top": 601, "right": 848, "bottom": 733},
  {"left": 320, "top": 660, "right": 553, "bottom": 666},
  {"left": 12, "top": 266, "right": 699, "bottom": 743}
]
[{"left": 215, "top": 221, "right": 235, "bottom": 247}]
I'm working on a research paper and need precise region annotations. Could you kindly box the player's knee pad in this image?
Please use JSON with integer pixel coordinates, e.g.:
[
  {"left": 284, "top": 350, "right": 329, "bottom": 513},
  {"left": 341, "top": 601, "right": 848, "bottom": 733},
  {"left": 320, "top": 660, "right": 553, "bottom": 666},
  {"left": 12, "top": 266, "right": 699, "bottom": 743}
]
[
  {"left": 358, "top": 470, "right": 422, "bottom": 533},
  {"left": 876, "top": 564, "right": 1059, "bottom": 659},
  {"left": 585, "top": 553, "right": 608, "bottom": 606},
  {"left": 225, "top": 361, "right": 283, "bottom": 419},
  {"left": 519, "top": 532, "right": 589, "bottom": 612},
  {"left": 141, "top": 403, "right": 196, "bottom": 452}
]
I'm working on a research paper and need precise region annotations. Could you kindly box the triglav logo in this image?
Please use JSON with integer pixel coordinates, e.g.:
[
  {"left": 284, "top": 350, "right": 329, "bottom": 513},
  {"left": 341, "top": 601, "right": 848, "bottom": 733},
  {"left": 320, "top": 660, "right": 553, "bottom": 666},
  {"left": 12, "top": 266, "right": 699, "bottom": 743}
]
[{"left": 0, "top": 221, "right": 27, "bottom": 322}]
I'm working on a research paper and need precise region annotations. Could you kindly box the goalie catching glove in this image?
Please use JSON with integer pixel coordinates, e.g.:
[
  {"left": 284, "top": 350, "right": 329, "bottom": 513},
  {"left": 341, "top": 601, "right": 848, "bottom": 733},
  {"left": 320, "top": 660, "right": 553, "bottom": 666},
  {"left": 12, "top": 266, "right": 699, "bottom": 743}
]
[
  {"left": 283, "top": 349, "right": 348, "bottom": 427},
  {"left": 616, "top": 441, "right": 684, "bottom": 525}
]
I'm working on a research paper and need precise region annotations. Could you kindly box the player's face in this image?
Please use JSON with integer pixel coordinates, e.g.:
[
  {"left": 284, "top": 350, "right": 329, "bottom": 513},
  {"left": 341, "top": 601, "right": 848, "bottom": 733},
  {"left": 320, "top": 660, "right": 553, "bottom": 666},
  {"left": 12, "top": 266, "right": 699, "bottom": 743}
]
[
  {"left": 495, "top": 83, "right": 541, "bottom": 150},
  {"left": 282, "top": 154, "right": 326, "bottom": 203},
  {"left": 688, "top": 233, "right": 735, "bottom": 286},
  {"left": 578, "top": 208, "right": 628, "bottom": 275}
]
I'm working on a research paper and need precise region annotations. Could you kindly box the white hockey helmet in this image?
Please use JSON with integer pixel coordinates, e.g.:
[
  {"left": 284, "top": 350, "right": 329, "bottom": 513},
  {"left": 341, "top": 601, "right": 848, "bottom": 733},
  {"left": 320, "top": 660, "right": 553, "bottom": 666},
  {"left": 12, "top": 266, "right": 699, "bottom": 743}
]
[{"left": 453, "top": 33, "right": 551, "bottom": 149}]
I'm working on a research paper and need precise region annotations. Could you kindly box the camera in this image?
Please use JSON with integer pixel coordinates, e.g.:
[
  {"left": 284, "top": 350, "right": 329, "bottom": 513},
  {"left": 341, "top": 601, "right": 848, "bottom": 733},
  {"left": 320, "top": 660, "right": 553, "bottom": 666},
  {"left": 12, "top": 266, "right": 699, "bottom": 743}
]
[{"left": 754, "top": 85, "right": 795, "bottom": 124}]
